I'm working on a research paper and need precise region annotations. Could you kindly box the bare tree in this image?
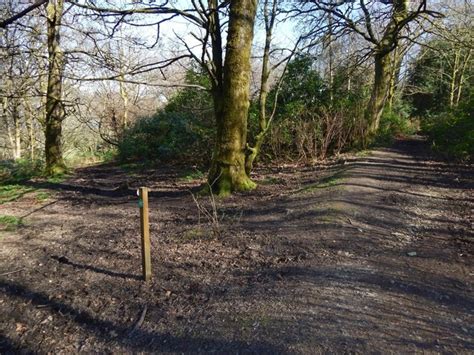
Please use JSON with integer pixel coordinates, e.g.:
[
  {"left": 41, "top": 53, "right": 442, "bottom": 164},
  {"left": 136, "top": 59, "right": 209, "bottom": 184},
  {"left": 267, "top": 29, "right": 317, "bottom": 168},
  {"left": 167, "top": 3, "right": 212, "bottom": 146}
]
[
  {"left": 245, "top": 0, "right": 301, "bottom": 174},
  {"left": 295, "top": 0, "right": 440, "bottom": 141}
]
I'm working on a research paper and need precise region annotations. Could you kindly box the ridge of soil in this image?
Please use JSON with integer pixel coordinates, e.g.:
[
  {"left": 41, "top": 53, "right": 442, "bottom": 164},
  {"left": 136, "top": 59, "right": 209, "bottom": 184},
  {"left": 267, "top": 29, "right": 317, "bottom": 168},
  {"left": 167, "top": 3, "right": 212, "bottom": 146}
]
[{"left": 1, "top": 137, "right": 473, "bottom": 353}]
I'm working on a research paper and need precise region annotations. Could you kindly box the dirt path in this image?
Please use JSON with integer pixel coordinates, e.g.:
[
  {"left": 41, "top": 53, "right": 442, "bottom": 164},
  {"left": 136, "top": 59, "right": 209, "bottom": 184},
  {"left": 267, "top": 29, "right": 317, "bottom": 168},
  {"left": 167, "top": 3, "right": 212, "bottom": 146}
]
[{"left": 1, "top": 137, "right": 473, "bottom": 353}]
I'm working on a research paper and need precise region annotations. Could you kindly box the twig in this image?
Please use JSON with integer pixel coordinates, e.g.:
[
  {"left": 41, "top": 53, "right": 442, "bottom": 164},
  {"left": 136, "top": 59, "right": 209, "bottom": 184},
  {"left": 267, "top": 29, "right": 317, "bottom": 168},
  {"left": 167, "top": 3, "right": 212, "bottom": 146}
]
[
  {"left": 0, "top": 268, "right": 25, "bottom": 277},
  {"left": 128, "top": 305, "right": 148, "bottom": 336}
]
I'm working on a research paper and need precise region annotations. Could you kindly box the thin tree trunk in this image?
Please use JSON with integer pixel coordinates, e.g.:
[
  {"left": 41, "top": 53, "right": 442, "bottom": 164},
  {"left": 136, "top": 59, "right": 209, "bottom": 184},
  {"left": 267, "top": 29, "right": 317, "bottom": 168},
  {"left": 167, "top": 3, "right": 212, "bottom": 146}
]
[
  {"left": 24, "top": 99, "right": 35, "bottom": 160},
  {"left": 44, "top": 0, "right": 66, "bottom": 175},
  {"left": 449, "top": 49, "right": 460, "bottom": 107},
  {"left": 387, "top": 46, "right": 402, "bottom": 111},
  {"left": 13, "top": 103, "right": 21, "bottom": 160},
  {"left": 118, "top": 71, "right": 129, "bottom": 132},
  {"left": 328, "top": 11, "right": 334, "bottom": 104},
  {"left": 3, "top": 97, "right": 16, "bottom": 158},
  {"left": 207, "top": 0, "right": 258, "bottom": 196},
  {"left": 245, "top": 0, "right": 276, "bottom": 175},
  {"left": 208, "top": 0, "right": 224, "bottom": 125},
  {"left": 455, "top": 49, "right": 471, "bottom": 106}
]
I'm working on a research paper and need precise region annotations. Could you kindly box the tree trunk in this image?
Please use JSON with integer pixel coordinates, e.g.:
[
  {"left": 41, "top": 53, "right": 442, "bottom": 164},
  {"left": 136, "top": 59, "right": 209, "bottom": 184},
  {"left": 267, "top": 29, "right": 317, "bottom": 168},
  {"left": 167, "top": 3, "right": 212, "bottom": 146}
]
[
  {"left": 455, "top": 49, "right": 471, "bottom": 106},
  {"left": 364, "top": 0, "right": 409, "bottom": 141},
  {"left": 449, "top": 49, "right": 460, "bottom": 108},
  {"left": 328, "top": 11, "right": 334, "bottom": 104},
  {"left": 23, "top": 98, "right": 35, "bottom": 160},
  {"left": 387, "top": 46, "right": 403, "bottom": 111},
  {"left": 208, "top": 0, "right": 224, "bottom": 132},
  {"left": 365, "top": 51, "right": 392, "bottom": 139},
  {"left": 245, "top": 0, "right": 276, "bottom": 175},
  {"left": 44, "top": 0, "right": 66, "bottom": 175},
  {"left": 207, "top": 0, "right": 257, "bottom": 196},
  {"left": 13, "top": 103, "right": 21, "bottom": 160},
  {"left": 3, "top": 97, "right": 16, "bottom": 159},
  {"left": 118, "top": 71, "right": 129, "bottom": 134}
]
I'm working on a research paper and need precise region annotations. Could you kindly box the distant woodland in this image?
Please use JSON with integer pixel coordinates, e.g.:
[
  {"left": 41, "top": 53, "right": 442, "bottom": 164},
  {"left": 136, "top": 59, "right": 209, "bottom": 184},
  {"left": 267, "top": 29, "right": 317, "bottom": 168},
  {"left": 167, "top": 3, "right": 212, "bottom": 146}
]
[{"left": 1, "top": 0, "right": 472, "bottom": 195}]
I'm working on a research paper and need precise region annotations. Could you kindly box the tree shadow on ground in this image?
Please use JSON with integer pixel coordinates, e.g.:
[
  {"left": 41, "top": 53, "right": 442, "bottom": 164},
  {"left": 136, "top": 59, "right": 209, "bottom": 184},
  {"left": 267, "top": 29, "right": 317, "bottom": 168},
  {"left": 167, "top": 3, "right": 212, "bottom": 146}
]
[
  {"left": 0, "top": 279, "right": 286, "bottom": 353},
  {"left": 50, "top": 255, "right": 141, "bottom": 281}
]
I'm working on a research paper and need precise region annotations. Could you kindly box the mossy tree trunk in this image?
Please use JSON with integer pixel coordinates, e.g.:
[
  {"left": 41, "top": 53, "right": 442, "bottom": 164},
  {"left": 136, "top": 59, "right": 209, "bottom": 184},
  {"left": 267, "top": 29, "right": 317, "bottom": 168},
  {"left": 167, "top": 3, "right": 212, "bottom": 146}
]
[
  {"left": 207, "top": 0, "right": 258, "bottom": 196},
  {"left": 364, "top": 0, "right": 409, "bottom": 141},
  {"left": 364, "top": 50, "right": 392, "bottom": 139},
  {"left": 387, "top": 46, "right": 403, "bottom": 111},
  {"left": 45, "top": 0, "right": 66, "bottom": 175}
]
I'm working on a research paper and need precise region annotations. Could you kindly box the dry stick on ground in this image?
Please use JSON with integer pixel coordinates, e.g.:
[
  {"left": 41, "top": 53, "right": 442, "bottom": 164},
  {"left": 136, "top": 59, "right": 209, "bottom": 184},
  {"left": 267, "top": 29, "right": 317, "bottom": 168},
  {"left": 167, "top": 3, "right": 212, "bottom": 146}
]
[
  {"left": 128, "top": 305, "right": 148, "bottom": 337},
  {"left": 0, "top": 268, "right": 26, "bottom": 277}
]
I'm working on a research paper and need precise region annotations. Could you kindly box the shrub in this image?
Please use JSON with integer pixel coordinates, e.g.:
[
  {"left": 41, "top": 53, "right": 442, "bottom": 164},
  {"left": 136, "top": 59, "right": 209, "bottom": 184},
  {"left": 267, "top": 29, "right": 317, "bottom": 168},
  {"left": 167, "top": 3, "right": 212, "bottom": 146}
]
[
  {"left": 266, "top": 105, "right": 365, "bottom": 161},
  {"left": 118, "top": 111, "right": 213, "bottom": 163},
  {"left": 0, "top": 159, "right": 44, "bottom": 184},
  {"left": 118, "top": 67, "right": 215, "bottom": 165},
  {"left": 375, "top": 111, "right": 416, "bottom": 145},
  {"left": 422, "top": 107, "right": 473, "bottom": 161}
]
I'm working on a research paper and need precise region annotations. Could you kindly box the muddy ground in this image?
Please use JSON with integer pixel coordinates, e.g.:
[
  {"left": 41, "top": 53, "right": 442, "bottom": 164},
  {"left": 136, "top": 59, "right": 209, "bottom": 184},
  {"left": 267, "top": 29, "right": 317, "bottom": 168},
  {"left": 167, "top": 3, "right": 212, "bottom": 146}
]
[{"left": 0, "top": 137, "right": 473, "bottom": 353}]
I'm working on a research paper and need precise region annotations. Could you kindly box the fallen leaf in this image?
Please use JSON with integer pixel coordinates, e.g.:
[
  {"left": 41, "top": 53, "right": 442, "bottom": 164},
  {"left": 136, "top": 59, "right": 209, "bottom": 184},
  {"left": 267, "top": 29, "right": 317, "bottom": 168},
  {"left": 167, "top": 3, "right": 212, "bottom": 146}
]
[{"left": 15, "top": 323, "right": 27, "bottom": 334}]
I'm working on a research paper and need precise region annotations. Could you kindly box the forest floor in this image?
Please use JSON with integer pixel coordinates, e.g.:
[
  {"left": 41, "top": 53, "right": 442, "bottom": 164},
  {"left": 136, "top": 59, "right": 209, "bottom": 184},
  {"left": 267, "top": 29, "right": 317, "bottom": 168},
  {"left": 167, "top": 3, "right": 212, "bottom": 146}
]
[{"left": 0, "top": 136, "right": 473, "bottom": 353}]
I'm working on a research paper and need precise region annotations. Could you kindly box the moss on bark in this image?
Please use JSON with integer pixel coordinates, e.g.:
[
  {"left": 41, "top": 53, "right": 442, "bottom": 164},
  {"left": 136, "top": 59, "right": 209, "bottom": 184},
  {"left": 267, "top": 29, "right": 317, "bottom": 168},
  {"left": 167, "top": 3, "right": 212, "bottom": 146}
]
[
  {"left": 208, "top": 0, "right": 258, "bottom": 196},
  {"left": 363, "top": 0, "right": 410, "bottom": 143},
  {"left": 364, "top": 52, "right": 392, "bottom": 141}
]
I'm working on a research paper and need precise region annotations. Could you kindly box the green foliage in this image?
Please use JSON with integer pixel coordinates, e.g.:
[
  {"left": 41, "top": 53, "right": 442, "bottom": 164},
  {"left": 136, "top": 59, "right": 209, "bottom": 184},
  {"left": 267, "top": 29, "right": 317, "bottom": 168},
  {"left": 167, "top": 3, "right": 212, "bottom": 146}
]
[
  {"left": 35, "top": 191, "right": 51, "bottom": 201},
  {"left": 407, "top": 37, "right": 473, "bottom": 116},
  {"left": 180, "top": 169, "right": 206, "bottom": 182},
  {"left": 46, "top": 174, "right": 69, "bottom": 184},
  {"left": 118, "top": 111, "right": 212, "bottom": 162},
  {"left": 374, "top": 101, "right": 416, "bottom": 146},
  {"left": 276, "top": 55, "right": 328, "bottom": 113},
  {"left": 0, "top": 159, "right": 44, "bottom": 184},
  {"left": 0, "top": 184, "right": 35, "bottom": 204},
  {"left": 422, "top": 97, "right": 474, "bottom": 161},
  {"left": 253, "top": 54, "right": 369, "bottom": 161},
  {"left": 118, "top": 68, "right": 214, "bottom": 164},
  {"left": 65, "top": 149, "right": 116, "bottom": 167},
  {"left": 0, "top": 160, "right": 61, "bottom": 205},
  {"left": 0, "top": 215, "right": 23, "bottom": 231},
  {"left": 164, "top": 70, "right": 213, "bottom": 117},
  {"left": 407, "top": 33, "right": 473, "bottom": 160}
]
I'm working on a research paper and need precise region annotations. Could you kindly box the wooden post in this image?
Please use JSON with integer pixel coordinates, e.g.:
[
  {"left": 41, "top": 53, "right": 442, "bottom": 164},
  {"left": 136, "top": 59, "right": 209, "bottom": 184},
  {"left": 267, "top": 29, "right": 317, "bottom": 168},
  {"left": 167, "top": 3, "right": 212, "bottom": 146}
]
[{"left": 138, "top": 187, "right": 151, "bottom": 281}]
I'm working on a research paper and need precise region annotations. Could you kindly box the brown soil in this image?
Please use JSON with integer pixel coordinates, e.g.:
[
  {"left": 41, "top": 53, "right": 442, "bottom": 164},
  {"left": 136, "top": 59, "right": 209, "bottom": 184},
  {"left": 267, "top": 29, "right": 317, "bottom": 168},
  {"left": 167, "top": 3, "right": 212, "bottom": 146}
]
[{"left": 1, "top": 137, "right": 473, "bottom": 353}]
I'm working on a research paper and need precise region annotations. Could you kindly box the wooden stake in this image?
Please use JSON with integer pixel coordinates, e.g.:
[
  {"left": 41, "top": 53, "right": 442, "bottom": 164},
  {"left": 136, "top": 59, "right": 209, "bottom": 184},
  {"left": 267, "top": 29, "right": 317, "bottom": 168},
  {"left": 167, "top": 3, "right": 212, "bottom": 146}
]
[{"left": 138, "top": 187, "right": 151, "bottom": 281}]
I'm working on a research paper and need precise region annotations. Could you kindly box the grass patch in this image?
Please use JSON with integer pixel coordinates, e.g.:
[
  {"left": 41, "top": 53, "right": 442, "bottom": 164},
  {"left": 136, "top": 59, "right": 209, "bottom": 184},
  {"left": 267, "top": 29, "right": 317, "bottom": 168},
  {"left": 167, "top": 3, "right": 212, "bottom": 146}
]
[
  {"left": 179, "top": 227, "right": 214, "bottom": 243},
  {"left": 46, "top": 174, "right": 69, "bottom": 184},
  {"left": 0, "top": 159, "right": 44, "bottom": 184},
  {"left": 65, "top": 149, "right": 117, "bottom": 167},
  {"left": 355, "top": 150, "right": 371, "bottom": 157},
  {"left": 0, "top": 215, "right": 23, "bottom": 231},
  {"left": 0, "top": 184, "right": 35, "bottom": 204},
  {"left": 180, "top": 169, "right": 206, "bottom": 182},
  {"left": 35, "top": 191, "right": 51, "bottom": 202}
]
